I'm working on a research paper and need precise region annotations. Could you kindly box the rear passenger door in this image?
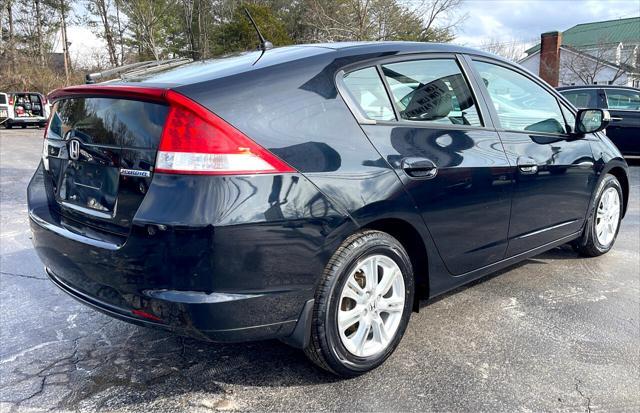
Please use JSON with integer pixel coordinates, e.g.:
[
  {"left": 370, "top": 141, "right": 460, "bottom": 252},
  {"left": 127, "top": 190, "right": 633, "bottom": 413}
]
[
  {"left": 603, "top": 88, "right": 640, "bottom": 156},
  {"left": 468, "top": 58, "right": 597, "bottom": 256},
  {"left": 340, "top": 55, "right": 512, "bottom": 275}
]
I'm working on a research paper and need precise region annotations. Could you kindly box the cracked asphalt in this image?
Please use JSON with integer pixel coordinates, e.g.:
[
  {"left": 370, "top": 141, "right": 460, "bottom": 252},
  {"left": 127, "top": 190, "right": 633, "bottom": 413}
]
[{"left": 1, "top": 129, "right": 639, "bottom": 412}]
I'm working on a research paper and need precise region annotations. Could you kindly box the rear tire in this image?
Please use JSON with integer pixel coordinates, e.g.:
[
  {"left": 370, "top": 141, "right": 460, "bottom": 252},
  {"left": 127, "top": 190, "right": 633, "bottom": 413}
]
[
  {"left": 573, "top": 174, "right": 623, "bottom": 257},
  {"left": 4, "top": 122, "right": 11, "bottom": 129},
  {"left": 304, "top": 230, "right": 414, "bottom": 377}
]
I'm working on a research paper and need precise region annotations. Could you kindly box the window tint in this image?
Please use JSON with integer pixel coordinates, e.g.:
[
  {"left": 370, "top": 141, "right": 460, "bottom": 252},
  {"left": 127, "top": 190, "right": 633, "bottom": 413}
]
[
  {"left": 561, "top": 89, "right": 600, "bottom": 108},
  {"left": 343, "top": 67, "right": 395, "bottom": 121},
  {"left": 605, "top": 89, "right": 640, "bottom": 110},
  {"left": 381, "top": 59, "right": 482, "bottom": 126},
  {"left": 473, "top": 61, "right": 568, "bottom": 134},
  {"left": 0, "top": 94, "right": 6, "bottom": 105}
]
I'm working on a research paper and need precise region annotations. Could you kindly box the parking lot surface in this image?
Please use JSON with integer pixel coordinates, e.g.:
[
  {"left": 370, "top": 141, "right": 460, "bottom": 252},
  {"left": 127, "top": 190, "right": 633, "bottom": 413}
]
[{"left": 1, "top": 128, "right": 639, "bottom": 412}]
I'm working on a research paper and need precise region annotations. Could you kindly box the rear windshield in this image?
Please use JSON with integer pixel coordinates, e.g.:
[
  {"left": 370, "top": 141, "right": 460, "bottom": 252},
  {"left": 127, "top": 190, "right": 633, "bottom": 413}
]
[
  {"left": 0, "top": 94, "right": 6, "bottom": 105},
  {"left": 48, "top": 98, "right": 169, "bottom": 148}
]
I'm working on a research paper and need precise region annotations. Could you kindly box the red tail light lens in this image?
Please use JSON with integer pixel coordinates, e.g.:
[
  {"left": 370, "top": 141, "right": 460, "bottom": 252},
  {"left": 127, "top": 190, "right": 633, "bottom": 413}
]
[
  {"left": 47, "top": 85, "right": 295, "bottom": 176},
  {"left": 156, "top": 91, "right": 294, "bottom": 175}
]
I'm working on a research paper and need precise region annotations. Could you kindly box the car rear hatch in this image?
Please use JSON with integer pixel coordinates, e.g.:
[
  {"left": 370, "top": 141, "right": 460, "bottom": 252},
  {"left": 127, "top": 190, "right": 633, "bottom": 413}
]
[
  {"left": 43, "top": 86, "right": 169, "bottom": 237},
  {"left": 40, "top": 84, "right": 295, "bottom": 240}
]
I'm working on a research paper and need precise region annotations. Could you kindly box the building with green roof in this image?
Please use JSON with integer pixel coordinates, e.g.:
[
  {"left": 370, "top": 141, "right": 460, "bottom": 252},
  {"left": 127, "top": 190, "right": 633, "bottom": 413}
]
[{"left": 520, "top": 17, "right": 639, "bottom": 87}]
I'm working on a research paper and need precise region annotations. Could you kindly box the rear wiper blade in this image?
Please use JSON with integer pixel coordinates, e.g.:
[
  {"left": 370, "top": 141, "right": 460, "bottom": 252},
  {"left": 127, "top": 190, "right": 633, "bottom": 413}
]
[
  {"left": 86, "top": 61, "right": 157, "bottom": 83},
  {"left": 120, "top": 58, "right": 192, "bottom": 80},
  {"left": 86, "top": 58, "right": 193, "bottom": 83}
]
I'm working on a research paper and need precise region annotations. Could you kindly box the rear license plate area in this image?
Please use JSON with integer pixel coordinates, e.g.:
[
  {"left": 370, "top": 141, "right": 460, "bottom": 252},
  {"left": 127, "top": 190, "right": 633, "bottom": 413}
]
[{"left": 59, "top": 161, "right": 120, "bottom": 214}]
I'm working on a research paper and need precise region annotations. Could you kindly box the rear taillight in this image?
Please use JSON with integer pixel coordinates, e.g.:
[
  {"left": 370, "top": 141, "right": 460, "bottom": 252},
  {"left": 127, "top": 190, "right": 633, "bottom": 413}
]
[
  {"left": 48, "top": 85, "right": 294, "bottom": 176},
  {"left": 156, "top": 91, "right": 294, "bottom": 175},
  {"left": 8, "top": 96, "right": 13, "bottom": 105}
]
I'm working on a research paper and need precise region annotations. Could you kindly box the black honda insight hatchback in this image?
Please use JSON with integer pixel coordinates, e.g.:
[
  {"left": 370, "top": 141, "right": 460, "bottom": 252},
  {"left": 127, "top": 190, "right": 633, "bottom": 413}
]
[{"left": 29, "top": 42, "right": 629, "bottom": 377}]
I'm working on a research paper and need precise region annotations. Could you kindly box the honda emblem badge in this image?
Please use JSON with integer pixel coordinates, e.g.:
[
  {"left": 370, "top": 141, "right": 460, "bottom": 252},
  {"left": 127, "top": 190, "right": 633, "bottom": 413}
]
[{"left": 69, "top": 139, "right": 80, "bottom": 161}]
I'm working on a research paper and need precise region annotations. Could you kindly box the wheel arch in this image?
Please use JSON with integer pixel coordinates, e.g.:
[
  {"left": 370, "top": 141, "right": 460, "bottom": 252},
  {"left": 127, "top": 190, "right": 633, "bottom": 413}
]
[
  {"left": 605, "top": 165, "right": 629, "bottom": 218},
  {"left": 361, "top": 218, "right": 429, "bottom": 311},
  {"left": 596, "top": 160, "right": 629, "bottom": 217}
]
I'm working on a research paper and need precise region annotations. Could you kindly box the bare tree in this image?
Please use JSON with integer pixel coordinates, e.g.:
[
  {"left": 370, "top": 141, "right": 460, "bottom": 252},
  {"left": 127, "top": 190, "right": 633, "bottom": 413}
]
[
  {"left": 479, "top": 38, "right": 531, "bottom": 62},
  {"left": 307, "top": 0, "right": 464, "bottom": 42},
  {"left": 58, "top": 0, "right": 71, "bottom": 83},
  {"left": 560, "top": 43, "right": 635, "bottom": 85},
  {"left": 85, "top": 0, "right": 119, "bottom": 66},
  {"left": 34, "top": 0, "right": 45, "bottom": 65},
  {"left": 417, "top": 0, "right": 467, "bottom": 42}
]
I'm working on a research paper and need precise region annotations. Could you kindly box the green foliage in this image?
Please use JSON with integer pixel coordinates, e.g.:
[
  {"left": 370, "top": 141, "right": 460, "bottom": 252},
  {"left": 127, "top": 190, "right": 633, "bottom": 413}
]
[{"left": 212, "top": 2, "right": 293, "bottom": 55}]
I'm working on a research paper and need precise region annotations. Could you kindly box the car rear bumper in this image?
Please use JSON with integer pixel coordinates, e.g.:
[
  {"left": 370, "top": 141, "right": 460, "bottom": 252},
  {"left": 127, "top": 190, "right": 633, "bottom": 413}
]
[
  {"left": 45, "top": 266, "right": 297, "bottom": 342},
  {"left": 28, "top": 162, "right": 351, "bottom": 343}
]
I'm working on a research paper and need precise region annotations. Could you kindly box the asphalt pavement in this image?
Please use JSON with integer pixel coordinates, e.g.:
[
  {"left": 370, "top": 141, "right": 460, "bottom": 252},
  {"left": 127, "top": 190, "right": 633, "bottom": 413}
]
[{"left": 1, "top": 128, "right": 638, "bottom": 412}]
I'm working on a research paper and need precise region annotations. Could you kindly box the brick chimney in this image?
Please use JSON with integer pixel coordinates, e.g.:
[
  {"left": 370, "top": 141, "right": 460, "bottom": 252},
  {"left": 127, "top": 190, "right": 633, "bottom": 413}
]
[{"left": 539, "top": 31, "right": 562, "bottom": 87}]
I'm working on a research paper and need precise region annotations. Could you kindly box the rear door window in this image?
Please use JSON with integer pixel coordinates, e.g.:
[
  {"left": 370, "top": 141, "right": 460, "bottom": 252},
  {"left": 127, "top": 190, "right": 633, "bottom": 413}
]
[
  {"left": 342, "top": 67, "right": 395, "bottom": 121},
  {"left": 561, "top": 89, "right": 600, "bottom": 108},
  {"left": 473, "top": 60, "right": 568, "bottom": 134},
  {"left": 605, "top": 88, "right": 640, "bottom": 110},
  {"left": 0, "top": 94, "right": 6, "bottom": 105},
  {"left": 381, "top": 59, "right": 482, "bottom": 126}
]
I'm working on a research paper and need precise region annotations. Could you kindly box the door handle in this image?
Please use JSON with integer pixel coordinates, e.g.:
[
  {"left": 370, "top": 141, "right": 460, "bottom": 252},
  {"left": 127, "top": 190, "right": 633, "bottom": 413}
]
[
  {"left": 401, "top": 157, "right": 437, "bottom": 179},
  {"left": 517, "top": 157, "right": 538, "bottom": 175},
  {"left": 610, "top": 116, "right": 623, "bottom": 121}
]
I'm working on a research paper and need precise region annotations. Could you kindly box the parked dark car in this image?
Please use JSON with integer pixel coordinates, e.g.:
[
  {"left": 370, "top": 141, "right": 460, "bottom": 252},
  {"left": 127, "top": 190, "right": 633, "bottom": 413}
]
[
  {"left": 558, "top": 85, "right": 640, "bottom": 157},
  {"left": 29, "top": 42, "right": 629, "bottom": 377}
]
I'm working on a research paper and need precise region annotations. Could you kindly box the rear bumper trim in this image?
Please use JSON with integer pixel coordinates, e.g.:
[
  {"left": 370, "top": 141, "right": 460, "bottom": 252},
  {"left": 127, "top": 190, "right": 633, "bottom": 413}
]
[
  {"left": 29, "top": 212, "right": 121, "bottom": 250},
  {"left": 46, "top": 267, "right": 298, "bottom": 342}
]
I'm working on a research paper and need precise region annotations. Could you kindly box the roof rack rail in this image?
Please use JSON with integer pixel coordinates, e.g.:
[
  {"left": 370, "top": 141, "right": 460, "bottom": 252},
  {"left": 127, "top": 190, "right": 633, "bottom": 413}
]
[
  {"left": 85, "top": 58, "right": 193, "bottom": 84},
  {"left": 120, "top": 58, "right": 192, "bottom": 80}
]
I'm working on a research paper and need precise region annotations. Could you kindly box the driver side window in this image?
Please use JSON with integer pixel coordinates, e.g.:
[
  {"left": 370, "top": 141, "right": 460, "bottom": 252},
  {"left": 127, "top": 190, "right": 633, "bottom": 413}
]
[
  {"left": 472, "top": 61, "right": 569, "bottom": 134},
  {"left": 381, "top": 59, "right": 482, "bottom": 126}
]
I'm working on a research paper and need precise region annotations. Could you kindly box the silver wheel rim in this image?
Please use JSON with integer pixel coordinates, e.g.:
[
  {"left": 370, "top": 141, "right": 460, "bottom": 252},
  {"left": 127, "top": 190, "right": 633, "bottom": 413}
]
[
  {"left": 337, "top": 254, "right": 405, "bottom": 357},
  {"left": 595, "top": 187, "right": 621, "bottom": 246}
]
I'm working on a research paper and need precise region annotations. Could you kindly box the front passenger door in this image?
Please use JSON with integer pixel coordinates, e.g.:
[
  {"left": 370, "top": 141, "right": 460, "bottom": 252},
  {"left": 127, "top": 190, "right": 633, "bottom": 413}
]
[{"left": 470, "top": 59, "right": 597, "bottom": 256}]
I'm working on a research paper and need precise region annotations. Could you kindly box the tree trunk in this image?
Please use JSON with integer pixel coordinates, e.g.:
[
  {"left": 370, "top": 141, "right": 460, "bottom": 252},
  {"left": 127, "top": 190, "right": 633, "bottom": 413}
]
[
  {"left": 7, "top": 0, "right": 15, "bottom": 71},
  {"left": 35, "top": 0, "right": 44, "bottom": 66},
  {"left": 59, "top": 0, "right": 70, "bottom": 84},
  {"left": 95, "top": 0, "right": 118, "bottom": 66}
]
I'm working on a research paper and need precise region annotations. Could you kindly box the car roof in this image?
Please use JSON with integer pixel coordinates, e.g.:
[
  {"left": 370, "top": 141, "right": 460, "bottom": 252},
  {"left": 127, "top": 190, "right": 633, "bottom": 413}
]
[
  {"left": 557, "top": 85, "right": 640, "bottom": 91},
  {"left": 121, "top": 42, "right": 502, "bottom": 87}
]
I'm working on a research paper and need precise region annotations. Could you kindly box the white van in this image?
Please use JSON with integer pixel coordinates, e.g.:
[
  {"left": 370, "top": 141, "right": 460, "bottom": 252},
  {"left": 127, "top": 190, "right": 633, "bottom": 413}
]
[{"left": 0, "top": 92, "right": 50, "bottom": 129}]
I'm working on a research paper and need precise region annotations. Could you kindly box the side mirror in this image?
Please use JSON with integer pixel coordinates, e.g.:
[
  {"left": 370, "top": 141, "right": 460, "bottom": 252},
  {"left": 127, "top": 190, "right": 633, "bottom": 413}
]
[{"left": 575, "top": 109, "right": 610, "bottom": 134}]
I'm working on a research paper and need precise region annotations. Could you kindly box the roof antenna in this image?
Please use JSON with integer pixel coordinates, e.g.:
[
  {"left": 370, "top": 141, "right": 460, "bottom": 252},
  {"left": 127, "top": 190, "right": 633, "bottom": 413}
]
[{"left": 244, "top": 7, "right": 273, "bottom": 52}]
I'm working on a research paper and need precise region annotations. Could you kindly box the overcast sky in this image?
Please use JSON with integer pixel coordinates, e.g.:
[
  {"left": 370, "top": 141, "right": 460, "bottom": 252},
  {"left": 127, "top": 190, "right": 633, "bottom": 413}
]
[{"left": 454, "top": 0, "right": 639, "bottom": 47}]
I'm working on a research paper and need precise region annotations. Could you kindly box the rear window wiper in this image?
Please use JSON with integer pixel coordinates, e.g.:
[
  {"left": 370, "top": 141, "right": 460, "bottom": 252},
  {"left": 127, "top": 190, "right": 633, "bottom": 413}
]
[{"left": 86, "top": 58, "right": 192, "bottom": 84}]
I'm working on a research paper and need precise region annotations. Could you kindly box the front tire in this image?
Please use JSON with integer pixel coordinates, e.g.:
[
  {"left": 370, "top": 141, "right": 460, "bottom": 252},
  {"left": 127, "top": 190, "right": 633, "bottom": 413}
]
[
  {"left": 574, "top": 174, "right": 623, "bottom": 257},
  {"left": 304, "top": 230, "right": 414, "bottom": 377}
]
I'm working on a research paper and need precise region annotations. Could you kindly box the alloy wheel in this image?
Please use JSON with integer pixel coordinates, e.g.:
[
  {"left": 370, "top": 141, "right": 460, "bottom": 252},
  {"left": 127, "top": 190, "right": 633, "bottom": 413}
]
[
  {"left": 595, "top": 187, "right": 621, "bottom": 246},
  {"left": 337, "top": 254, "right": 405, "bottom": 357}
]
